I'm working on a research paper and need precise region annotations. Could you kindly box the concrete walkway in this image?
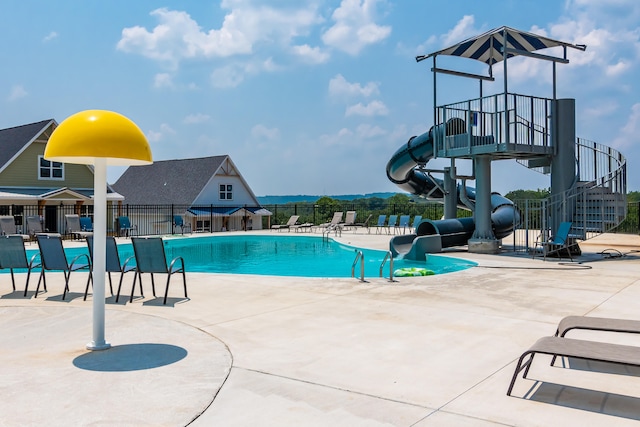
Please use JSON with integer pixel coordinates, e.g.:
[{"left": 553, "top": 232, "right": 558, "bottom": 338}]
[{"left": 0, "top": 231, "right": 639, "bottom": 426}]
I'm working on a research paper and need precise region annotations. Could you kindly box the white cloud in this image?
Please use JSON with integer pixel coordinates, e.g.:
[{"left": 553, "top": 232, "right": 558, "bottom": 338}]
[
  {"left": 329, "top": 74, "right": 379, "bottom": 98},
  {"left": 117, "top": 5, "right": 322, "bottom": 67},
  {"left": 606, "top": 60, "right": 631, "bottom": 76},
  {"left": 7, "top": 85, "right": 27, "bottom": 101},
  {"left": 154, "top": 73, "right": 174, "bottom": 88},
  {"left": 416, "top": 15, "right": 481, "bottom": 54},
  {"left": 211, "top": 65, "right": 245, "bottom": 88},
  {"left": 442, "top": 15, "right": 478, "bottom": 46},
  {"left": 147, "top": 130, "right": 163, "bottom": 143},
  {"left": 319, "top": 127, "right": 353, "bottom": 147},
  {"left": 611, "top": 103, "right": 640, "bottom": 149},
  {"left": 548, "top": 5, "right": 640, "bottom": 76},
  {"left": 345, "top": 100, "right": 389, "bottom": 117},
  {"left": 43, "top": 31, "right": 58, "bottom": 42},
  {"left": 146, "top": 123, "right": 175, "bottom": 142},
  {"left": 583, "top": 100, "right": 619, "bottom": 119},
  {"left": 183, "top": 113, "right": 210, "bottom": 124},
  {"left": 356, "top": 123, "right": 386, "bottom": 138},
  {"left": 291, "top": 44, "right": 330, "bottom": 64},
  {"left": 251, "top": 124, "right": 280, "bottom": 140},
  {"left": 322, "top": 0, "right": 391, "bottom": 55}
]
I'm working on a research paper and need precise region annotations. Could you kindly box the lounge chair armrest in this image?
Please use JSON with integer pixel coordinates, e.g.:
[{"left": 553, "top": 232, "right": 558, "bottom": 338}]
[
  {"left": 122, "top": 255, "right": 137, "bottom": 271},
  {"left": 29, "top": 253, "right": 42, "bottom": 269},
  {"left": 69, "top": 253, "right": 92, "bottom": 269},
  {"left": 168, "top": 256, "right": 185, "bottom": 273}
]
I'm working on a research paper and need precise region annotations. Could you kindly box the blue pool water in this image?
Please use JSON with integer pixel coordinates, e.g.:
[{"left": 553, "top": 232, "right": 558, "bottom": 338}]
[{"left": 25, "top": 235, "right": 476, "bottom": 278}]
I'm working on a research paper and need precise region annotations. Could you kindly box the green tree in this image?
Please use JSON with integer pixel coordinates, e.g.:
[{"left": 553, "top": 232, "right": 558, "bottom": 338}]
[
  {"left": 504, "top": 188, "right": 550, "bottom": 201},
  {"left": 315, "top": 196, "right": 342, "bottom": 222},
  {"left": 628, "top": 191, "right": 640, "bottom": 203},
  {"left": 387, "top": 193, "right": 411, "bottom": 205}
]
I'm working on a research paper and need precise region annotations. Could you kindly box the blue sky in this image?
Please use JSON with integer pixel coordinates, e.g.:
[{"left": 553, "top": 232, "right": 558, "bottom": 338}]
[{"left": 1, "top": 1, "right": 638, "bottom": 197}]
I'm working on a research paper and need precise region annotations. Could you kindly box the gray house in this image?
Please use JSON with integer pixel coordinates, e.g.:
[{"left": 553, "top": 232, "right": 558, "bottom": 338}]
[{"left": 112, "top": 155, "right": 270, "bottom": 232}]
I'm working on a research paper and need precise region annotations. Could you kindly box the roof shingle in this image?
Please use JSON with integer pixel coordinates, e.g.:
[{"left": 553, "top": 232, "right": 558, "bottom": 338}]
[{"left": 112, "top": 156, "right": 228, "bottom": 205}]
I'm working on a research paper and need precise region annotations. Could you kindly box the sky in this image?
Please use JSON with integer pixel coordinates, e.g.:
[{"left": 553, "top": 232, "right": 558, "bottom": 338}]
[{"left": 1, "top": 0, "right": 638, "bottom": 197}]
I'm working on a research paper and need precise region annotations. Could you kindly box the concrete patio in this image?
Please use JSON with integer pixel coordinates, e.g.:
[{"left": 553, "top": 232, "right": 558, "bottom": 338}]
[{"left": 0, "top": 231, "right": 639, "bottom": 426}]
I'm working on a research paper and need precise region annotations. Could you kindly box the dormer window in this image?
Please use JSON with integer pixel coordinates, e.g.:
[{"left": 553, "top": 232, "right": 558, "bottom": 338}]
[
  {"left": 39, "top": 155, "right": 64, "bottom": 180},
  {"left": 219, "top": 184, "right": 233, "bottom": 200}
]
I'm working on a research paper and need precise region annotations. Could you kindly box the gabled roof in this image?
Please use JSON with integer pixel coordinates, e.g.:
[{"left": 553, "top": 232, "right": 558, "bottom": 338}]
[
  {"left": 418, "top": 26, "right": 586, "bottom": 66},
  {"left": 0, "top": 119, "right": 56, "bottom": 171},
  {"left": 112, "top": 155, "right": 257, "bottom": 205}
]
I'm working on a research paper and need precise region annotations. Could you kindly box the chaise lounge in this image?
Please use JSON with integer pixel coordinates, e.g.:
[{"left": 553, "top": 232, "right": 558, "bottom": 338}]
[
  {"left": 508, "top": 315, "right": 640, "bottom": 396},
  {"left": 507, "top": 335, "right": 640, "bottom": 396},
  {"left": 271, "top": 215, "right": 299, "bottom": 232}
]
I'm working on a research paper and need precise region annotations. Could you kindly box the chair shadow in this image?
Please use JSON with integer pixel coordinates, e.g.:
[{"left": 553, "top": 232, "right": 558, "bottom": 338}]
[
  {"left": 43, "top": 292, "right": 86, "bottom": 303},
  {"left": 528, "top": 382, "right": 640, "bottom": 421},
  {"left": 560, "top": 357, "right": 640, "bottom": 376},
  {"left": 105, "top": 295, "right": 128, "bottom": 306},
  {"left": 1, "top": 290, "right": 30, "bottom": 299},
  {"left": 141, "top": 297, "right": 190, "bottom": 307},
  {"left": 73, "top": 343, "right": 188, "bottom": 372}
]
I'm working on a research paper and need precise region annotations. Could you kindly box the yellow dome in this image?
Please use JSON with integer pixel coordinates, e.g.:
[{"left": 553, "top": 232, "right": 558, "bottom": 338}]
[{"left": 45, "top": 110, "right": 153, "bottom": 165}]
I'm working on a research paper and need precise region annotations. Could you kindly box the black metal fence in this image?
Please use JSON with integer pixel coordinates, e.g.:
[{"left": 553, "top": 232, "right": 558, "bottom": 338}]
[{"left": 1, "top": 201, "right": 638, "bottom": 238}]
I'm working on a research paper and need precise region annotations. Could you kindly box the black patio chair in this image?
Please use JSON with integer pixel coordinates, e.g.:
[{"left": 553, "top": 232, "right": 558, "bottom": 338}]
[
  {"left": 86, "top": 236, "right": 138, "bottom": 303},
  {"left": 131, "top": 237, "right": 187, "bottom": 305},
  {"left": 35, "top": 234, "right": 92, "bottom": 300},
  {"left": 0, "top": 235, "right": 41, "bottom": 296}
]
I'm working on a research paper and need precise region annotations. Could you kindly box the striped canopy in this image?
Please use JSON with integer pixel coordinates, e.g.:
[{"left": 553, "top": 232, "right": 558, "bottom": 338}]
[{"left": 418, "top": 26, "right": 585, "bottom": 65}]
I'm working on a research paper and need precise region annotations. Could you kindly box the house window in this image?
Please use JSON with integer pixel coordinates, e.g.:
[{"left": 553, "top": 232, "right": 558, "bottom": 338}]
[
  {"left": 38, "top": 156, "right": 64, "bottom": 180},
  {"left": 219, "top": 184, "right": 233, "bottom": 200}
]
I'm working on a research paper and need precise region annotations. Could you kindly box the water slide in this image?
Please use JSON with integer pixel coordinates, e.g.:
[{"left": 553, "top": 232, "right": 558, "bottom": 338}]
[{"left": 385, "top": 119, "right": 519, "bottom": 260}]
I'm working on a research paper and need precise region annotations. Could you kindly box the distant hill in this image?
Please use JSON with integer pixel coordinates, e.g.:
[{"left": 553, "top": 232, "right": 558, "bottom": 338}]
[{"left": 257, "top": 192, "right": 404, "bottom": 204}]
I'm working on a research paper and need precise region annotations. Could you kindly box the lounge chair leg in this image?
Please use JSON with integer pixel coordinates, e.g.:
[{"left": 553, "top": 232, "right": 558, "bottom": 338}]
[
  {"left": 63, "top": 272, "right": 70, "bottom": 300},
  {"left": 182, "top": 271, "right": 187, "bottom": 299},
  {"left": 35, "top": 271, "right": 45, "bottom": 298},
  {"left": 130, "top": 273, "right": 139, "bottom": 303},
  {"left": 107, "top": 272, "right": 114, "bottom": 295},
  {"left": 83, "top": 272, "right": 93, "bottom": 301},
  {"left": 163, "top": 276, "right": 171, "bottom": 305},
  {"left": 507, "top": 351, "right": 535, "bottom": 396},
  {"left": 116, "top": 272, "right": 125, "bottom": 303},
  {"left": 10, "top": 269, "right": 15, "bottom": 291},
  {"left": 150, "top": 273, "right": 156, "bottom": 297},
  {"left": 23, "top": 269, "right": 32, "bottom": 297}
]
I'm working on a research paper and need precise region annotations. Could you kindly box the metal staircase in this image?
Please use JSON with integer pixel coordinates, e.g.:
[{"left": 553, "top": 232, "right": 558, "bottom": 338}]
[{"left": 517, "top": 137, "right": 627, "bottom": 244}]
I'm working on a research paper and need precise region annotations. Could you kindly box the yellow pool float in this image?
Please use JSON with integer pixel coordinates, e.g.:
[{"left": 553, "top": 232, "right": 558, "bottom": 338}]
[{"left": 393, "top": 267, "right": 435, "bottom": 277}]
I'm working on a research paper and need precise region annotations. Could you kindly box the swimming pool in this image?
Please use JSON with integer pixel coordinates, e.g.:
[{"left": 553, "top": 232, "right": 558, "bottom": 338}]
[{"left": 26, "top": 235, "right": 476, "bottom": 278}]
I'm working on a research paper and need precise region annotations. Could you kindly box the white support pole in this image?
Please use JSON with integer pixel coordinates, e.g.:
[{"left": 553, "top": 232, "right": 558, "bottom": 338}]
[{"left": 87, "top": 157, "right": 110, "bottom": 351}]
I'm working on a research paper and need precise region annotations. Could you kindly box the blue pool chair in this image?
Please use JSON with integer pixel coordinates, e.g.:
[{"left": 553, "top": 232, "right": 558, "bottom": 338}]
[
  {"left": 79, "top": 217, "right": 93, "bottom": 232},
  {"left": 118, "top": 216, "right": 137, "bottom": 237},
  {"left": 374, "top": 215, "right": 387, "bottom": 234},
  {"left": 411, "top": 215, "right": 422, "bottom": 233},
  {"left": 397, "top": 215, "right": 411, "bottom": 234},
  {"left": 0, "top": 235, "right": 41, "bottom": 296},
  {"left": 86, "top": 236, "right": 138, "bottom": 302},
  {"left": 131, "top": 237, "right": 187, "bottom": 305},
  {"left": 173, "top": 215, "right": 192, "bottom": 234},
  {"left": 533, "top": 221, "right": 577, "bottom": 261},
  {"left": 35, "top": 234, "right": 92, "bottom": 300},
  {"left": 386, "top": 215, "right": 398, "bottom": 235}
]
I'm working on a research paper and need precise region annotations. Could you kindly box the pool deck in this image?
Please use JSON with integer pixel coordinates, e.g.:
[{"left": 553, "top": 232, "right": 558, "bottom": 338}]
[{"left": 1, "top": 230, "right": 640, "bottom": 426}]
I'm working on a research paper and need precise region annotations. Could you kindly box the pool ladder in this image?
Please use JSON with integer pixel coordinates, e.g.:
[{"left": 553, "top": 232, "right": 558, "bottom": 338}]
[
  {"left": 322, "top": 224, "right": 342, "bottom": 241},
  {"left": 351, "top": 250, "right": 395, "bottom": 283}
]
